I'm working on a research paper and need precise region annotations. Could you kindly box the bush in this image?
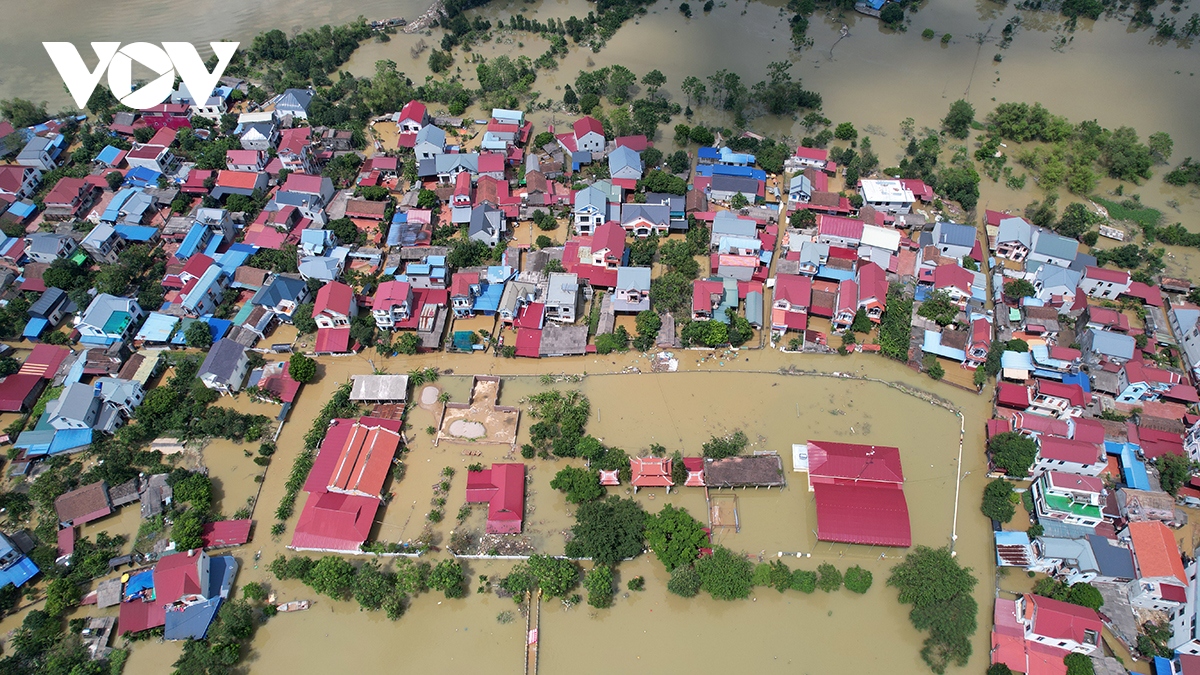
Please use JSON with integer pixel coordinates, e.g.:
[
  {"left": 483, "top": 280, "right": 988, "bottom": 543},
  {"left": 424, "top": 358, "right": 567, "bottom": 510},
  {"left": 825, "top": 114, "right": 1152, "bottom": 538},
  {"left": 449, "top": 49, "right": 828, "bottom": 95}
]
[
  {"left": 695, "top": 547, "right": 753, "bottom": 600},
  {"left": 428, "top": 559, "right": 467, "bottom": 599},
  {"left": 668, "top": 565, "right": 701, "bottom": 597},
  {"left": 584, "top": 564, "right": 614, "bottom": 608},
  {"left": 549, "top": 466, "right": 604, "bottom": 504},
  {"left": 922, "top": 28, "right": 935, "bottom": 39},
  {"left": 843, "top": 566, "right": 873, "bottom": 594},
  {"left": 790, "top": 569, "right": 817, "bottom": 593},
  {"left": 816, "top": 563, "right": 843, "bottom": 592},
  {"left": 627, "top": 576, "right": 645, "bottom": 591}
]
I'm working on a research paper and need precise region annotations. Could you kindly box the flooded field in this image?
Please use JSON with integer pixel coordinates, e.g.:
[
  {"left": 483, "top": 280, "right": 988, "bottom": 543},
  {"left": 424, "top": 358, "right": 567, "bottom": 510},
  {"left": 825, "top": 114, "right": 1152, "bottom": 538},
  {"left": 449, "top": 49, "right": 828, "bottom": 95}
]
[{"left": 91, "top": 345, "right": 997, "bottom": 675}]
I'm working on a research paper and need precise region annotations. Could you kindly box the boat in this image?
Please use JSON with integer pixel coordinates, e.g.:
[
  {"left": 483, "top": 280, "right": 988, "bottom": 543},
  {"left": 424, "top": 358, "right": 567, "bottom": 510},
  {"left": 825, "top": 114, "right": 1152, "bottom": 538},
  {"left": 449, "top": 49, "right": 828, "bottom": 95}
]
[{"left": 276, "top": 600, "right": 311, "bottom": 612}]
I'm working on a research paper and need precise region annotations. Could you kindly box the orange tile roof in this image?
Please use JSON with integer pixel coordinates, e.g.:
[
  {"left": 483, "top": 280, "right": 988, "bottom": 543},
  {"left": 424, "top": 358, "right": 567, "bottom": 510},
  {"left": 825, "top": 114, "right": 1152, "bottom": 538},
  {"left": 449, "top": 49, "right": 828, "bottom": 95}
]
[
  {"left": 1129, "top": 520, "right": 1187, "bottom": 585},
  {"left": 216, "top": 170, "right": 262, "bottom": 189}
]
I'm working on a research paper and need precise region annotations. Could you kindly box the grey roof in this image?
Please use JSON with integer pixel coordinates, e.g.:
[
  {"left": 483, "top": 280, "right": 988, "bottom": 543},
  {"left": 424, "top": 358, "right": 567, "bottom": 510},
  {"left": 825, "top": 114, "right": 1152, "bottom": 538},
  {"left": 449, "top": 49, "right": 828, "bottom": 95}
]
[
  {"left": 96, "top": 377, "right": 140, "bottom": 406},
  {"left": 1034, "top": 265, "right": 1081, "bottom": 294},
  {"left": 1087, "top": 329, "right": 1135, "bottom": 360},
  {"left": 298, "top": 256, "right": 341, "bottom": 281},
  {"left": 251, "top": 275, "right": 307, "bottom": 307},
  {"left": 1086, "top": 534, "right": 1136, "bottom": 579},
  {"left": 468, "top": 205, "right": 503, "bottom": 240},
  {"left": 607, "top": 145, "right": 642, "bottom": 176},
  {"left": 1037, "top": 536, "right": 1098, "bottom": 574},
  {"left": 80, "top": 294, "right": 140, "bottom": 333},
  {"left": 53, "top": 382, "right": 97, "bottom": 423},
  {"left": 620, "top": 203, "right": 668, "bottom": 227},
  {"left": 933, "top": 221, "right": 976, "bottom": 249},
  {"left": 415, "top": 124, "right": 445, "bottom": 148},
  {"left": 349, "top": 374, "right": 409, "bottom": 402},
  {"left": 712, "top": 210, "right": 757, "bottom": 238},
  {"left": 574, "top": 186, "right": 609, "bottom": 214},
  {"left": 710, "top": 173, "right": 759, "bottom": 194},
  {"left": 745, "top": 290, "right": 763, "bottom": 327},
  {"left": 643, "top": 192, "right": 683, "bottom": 211},
  {"left": 539, "top": 322, "right": 588, "bottom": 356},
  {"left": 997, "top": 217, "right": 1033, "bottom": 248},
  {"left": 241, "top": 122, "right": 276, "bottom": 139},
  {"left": 29, "top": 287, "right": 69, "bottom": 318},
  {"left": 1032, "top": 227, "right": 1079, "bottom": 262},
  {"left": 546, "top": 272, "right": 579, "bottom": 306},
  {"left": 17, "top": 136, "right": 53, "bottom": 161},
  {"left": 277, "top": 88, "right": 314, "bottom": 112},
  {"left": 198, "top": 338, "right": 246, "bottom": 383},
  {"left": 434, "top": 153, "right": 479, "bottom": 174},
  {"left": 25, "top": 232, "right": 72, "bottom": 256},
  {"left": 499, "top": 280, "right": 539, "bottom": 314},
  {"left": 615, "top": 266, "right": 650, "bottom": 293},
  {"left": 789, "top": 174, "right": 813, "bottom": 195},
  {"left": 81, "top": 223, "right": 119, "bottom": 250}
]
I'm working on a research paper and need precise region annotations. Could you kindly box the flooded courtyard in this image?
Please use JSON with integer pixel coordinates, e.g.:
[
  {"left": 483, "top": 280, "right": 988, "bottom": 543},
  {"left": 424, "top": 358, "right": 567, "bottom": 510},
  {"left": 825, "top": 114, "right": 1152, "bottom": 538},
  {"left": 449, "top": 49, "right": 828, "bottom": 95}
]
[{"left": 94, "top": 346, "right": 1000, "bottom": 674}]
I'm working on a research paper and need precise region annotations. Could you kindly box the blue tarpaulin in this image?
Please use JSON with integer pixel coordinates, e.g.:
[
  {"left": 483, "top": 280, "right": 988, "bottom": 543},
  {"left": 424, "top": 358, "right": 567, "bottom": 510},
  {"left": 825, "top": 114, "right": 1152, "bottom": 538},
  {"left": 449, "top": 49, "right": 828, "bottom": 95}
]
[{"left": 125, "top": 570, "right": 154, "bottom": 599}]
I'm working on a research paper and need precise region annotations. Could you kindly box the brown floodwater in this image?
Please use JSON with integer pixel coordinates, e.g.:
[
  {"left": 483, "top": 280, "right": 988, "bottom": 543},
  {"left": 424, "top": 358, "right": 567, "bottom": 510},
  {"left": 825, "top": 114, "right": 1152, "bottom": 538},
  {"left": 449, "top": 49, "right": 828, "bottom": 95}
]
[{"left": 95, "top": 345, "right": 998, "bottom": 675}]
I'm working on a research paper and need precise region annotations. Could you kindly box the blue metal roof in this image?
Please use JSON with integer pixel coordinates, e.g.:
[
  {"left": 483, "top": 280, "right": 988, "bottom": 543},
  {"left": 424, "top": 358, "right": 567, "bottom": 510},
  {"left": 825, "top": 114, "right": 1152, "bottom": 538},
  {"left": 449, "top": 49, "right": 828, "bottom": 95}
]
[
  {"left": 48, "top": 428, "right": 93, "bottom": 455},
  {"left": 0, "top": 556, "right": 39, "bottom": 588},
  {"left": 124, "top": 166, "right": 161, "bottom": 187},
  {"left": 95, "top": 145, "right": 122, "bottom": 165},
  {"left": 1061, "top": 372, "right": 1091, "bottom": 392},
  {"left": 22, "top": 318, "right": 47, "bottom": 339},
  {"left": 205, "top": 318, "right": 232, "bottom": 341},
  {"left": 697, "top": 146, "right": 720, "bottom": 160},
  {"left": 473, "top": 282, "right": 505, "bottom": 314},
  {"left": 814, "top": 266, "right": 856, "bottom": 283},
  {"left": 172, "top": 318, "right": 202, "bottom": 345},
  {"left": 6, "top": 201, "right": 35, "bottom": 219},
  {"left": 1108, "top": 441, "right": 1150, "bottom": 490},
  {"left": 922, "top": 329, "right": 967, "bottom": 362},
  {"left": 216, "top": 248, "right": 251, "bottom": 272},
  {"left": 136, "top": 313, "right": 179, "bottom": 343},
  {"left": 113, "top": 225, "right": 156, "bottom": 241},
  {"left": 202, "top": 236, "right": 223, "bottom": 257},
  {"left": 176, "top": 223, "right": 210, "bottom": 260},
  {"left": 182, "top": 266, "right": 225, "bottom": 313}
]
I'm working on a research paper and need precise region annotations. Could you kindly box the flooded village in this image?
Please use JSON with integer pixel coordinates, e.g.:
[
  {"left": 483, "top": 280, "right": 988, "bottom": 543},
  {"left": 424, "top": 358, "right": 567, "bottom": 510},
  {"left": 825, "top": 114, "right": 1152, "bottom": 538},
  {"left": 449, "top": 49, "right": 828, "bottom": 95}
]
[{"left": 0, "top": 0, "right": 1197, "bottom": 673}]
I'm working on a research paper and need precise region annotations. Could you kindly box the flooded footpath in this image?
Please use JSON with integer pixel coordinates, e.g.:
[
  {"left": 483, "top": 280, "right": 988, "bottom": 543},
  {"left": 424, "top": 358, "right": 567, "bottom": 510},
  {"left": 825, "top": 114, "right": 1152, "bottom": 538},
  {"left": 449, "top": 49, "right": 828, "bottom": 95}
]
[{"left": 106, "top": 346, "right": 998, "bottom": 675}]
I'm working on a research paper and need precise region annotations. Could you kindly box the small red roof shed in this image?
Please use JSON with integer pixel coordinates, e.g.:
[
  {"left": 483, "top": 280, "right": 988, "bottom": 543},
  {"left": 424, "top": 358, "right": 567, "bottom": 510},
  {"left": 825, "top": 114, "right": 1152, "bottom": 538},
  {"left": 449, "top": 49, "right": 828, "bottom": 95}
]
[
  {"left": 630, "top": 457, "right": 674, "bottom": 489},
  {"left": 201, "top": 520, "right": 253, "bottom": 549},
  {"left": 466, "top": 463, "right": 526, "bottom": 534}
]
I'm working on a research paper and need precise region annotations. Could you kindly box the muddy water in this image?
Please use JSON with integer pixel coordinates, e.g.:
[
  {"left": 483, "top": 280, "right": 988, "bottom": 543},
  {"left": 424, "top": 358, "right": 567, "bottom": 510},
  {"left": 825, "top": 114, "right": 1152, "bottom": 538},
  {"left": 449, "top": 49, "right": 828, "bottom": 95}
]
[{"left": 106, "top": 346, "right": 998, "bottom": 675}]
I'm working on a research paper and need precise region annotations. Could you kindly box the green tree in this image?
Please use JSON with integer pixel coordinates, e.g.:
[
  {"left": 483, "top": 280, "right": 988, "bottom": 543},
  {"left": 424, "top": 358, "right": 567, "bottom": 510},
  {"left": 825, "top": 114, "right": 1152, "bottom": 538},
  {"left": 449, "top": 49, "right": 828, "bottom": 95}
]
[
  {"left": 645, "top": 504, "right": 707, "bottom": 571},
  {"left": 816, "top": 563, "right": 843, "bottom": 592},
  {"left": 241, "top": 581, "right": 268, "bottom": 602},
  {"left": 1064, "top": 653, "right": 1094, "bottom": 675},
  {"left": 695, "top": 546, "right": 754, "bottom": 600},
  {"left": 989, "top": 432, "right": 1038, "bottom": 477},
  {"left": 888, "top": 546, "right": 978, "bottom": 674},
  {"left": 428, "top": 559, "right": 467, "bottom": 598},
  {"left": 789, "top": 208, "right": 816, "bottom": 229},
  {"left": 305, "top": 556, "right": 357, "bottom": 599},
  {"left": 668, "top": 564, "right": 702, "bottom": 597},
  {"left": 880, "top": 2, "right": 905, "bottom": 24},
  {"left": 288, "top": 353, "right": 317, "bottom": 384},
  {"left": 917, "top": 290, "right": 959, "bottom": 326},
  {"left": 942, "top": 99, "right": 975, "bottom": 139},
  {"left": 791, "top": 569, "right": 817, "bottom": 593},
  {"left": 981, "top": 479, "right": 1016, "bottom": 523},
  {"left": 395, "top": 332, "right": 421, "bottom": 355},
  {"left": 526, "top": 555, "right": 580, "bottom": 598},
  {"left": 564, "top": 497, "right": 647, "bottom": 565},
  {"left": 666, "top": 150, "right": 689, "bottom": 174},
  {"left": 834, "top": 122, "right": 857, "bottom": 141},
  {"left": 184, "top": 320, "right": 213, "bottom": 349},
  {"left": 988, "top": 665, "right": 1015, "bottom": 675},
  {"left": 292, "top": 303, "right": 317, "bottom": 334},
  {"left": 549, "top": 466, "right": 604, "bottom": 504},
  {"left": 428, "top": 49, "right": 453, "bottom": 74},
  {"left": 0, "top": 98, "right": 49, "bottom": 128},
  {"left": 105, "top": 171, "right": 124, "bottom": 191},
  {"left": 584, "top": 564, "right": 614, "bottom": 608},
  {"left": 172, "top": 509, "right": 205, "bottom": 551},
  {"left": 1156, "top": 452, "right": 1197, "bottom": 496},
  {"left": 1148, "top": 132, "right": 1173, "bottom": 163},
  {"left": 173, "top": 472, "right": 214, "bottom": 512},
  {"left": 851, "top": 308, "right": 872, "bottom": 334},
  {"left": 844, "top": 565, "right": 873, "bottom": 594},
  {"left": 702, "top": 431, "right": 747, "bottom": 459},
  {"left": 1004, "top": 279, "right": 1036, "bottom": 299},
  {"left": 43, "top": 578, "right": 81, "bottom": 618}
]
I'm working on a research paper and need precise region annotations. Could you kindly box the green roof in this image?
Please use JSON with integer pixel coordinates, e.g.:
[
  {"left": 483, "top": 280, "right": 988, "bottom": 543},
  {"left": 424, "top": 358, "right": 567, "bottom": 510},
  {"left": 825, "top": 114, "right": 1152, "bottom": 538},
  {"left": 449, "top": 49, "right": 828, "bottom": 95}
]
[
  {"left": 102, "top": 311, "right": 132, "bottom": 335},
  {"left": 70, "top": 251, "right": 88, "bottom": 265},
  {"left": 1043, "top": 492, "right": 1102, "bottom": 519}
]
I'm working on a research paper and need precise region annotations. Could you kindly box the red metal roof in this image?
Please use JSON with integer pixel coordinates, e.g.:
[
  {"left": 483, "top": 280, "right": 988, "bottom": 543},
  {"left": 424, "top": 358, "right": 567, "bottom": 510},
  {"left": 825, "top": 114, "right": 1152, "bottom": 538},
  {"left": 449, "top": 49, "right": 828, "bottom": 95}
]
[
  {"left": 774, "top": 274, "right": 811, "bottom": 308},
  {"left": 373, "top": 280, "right": 412, "bottom": 309},
  {"left": 282, "top": 173, "right": 325, "bottom": 194},
  {"left": 514, "top": 327, "right": 542, "bottom": 358},
  {"left": 813, "top": 482, "right": 911, "bottom": 547},
  {"left": 43, "top": 177, "right": 86, "bottom": 207},
  {"left": 478, "top": 153, "right": 505, "bottom": 174},
  {"left": 1012, "top": 413, "right": 1070, "bottom": 437},
  {"left": 856, "top": 261, "right": 888, "bottom": 304},
  {"left": 291, "top": 491, "right": 379, "bottom": 552},
  {"left": 20, "top": 344, "right": 70, "bottom": 378},
  {"left": 1049, "top": 345, "right": 1081, "bottom": 361},
  {"left": 1037, "top": 436, "right": 1101, "bottom": 464},
  {"left": 933, "top": 263, "right": 973, "bottom": 294},
  {"left": 816, "top": 215, "right": 864, "bottom": 240},
  {"left": 1071, "top": 418, "right": 1106, "bottom": 445},
  {"left": 1122, "top": 281, "right": 1163, "bottom": 307},
  {"left": 996, "top": 383, "right": 1031, "bottom": 410},
  {"left": 807, "top": 440, "right": 904, "bottom": 485},
  {"left": 514, "top": 302, "right": 545, "bottom": 330},
  {"left": 573, "top": 116, "right": 604, "bottom": 139},
  {"left": 327, "top": 422, "right": 401, "bottom": 498},
  {"left": 119, "top": 597, "right": 166, "bottom": 635},
  {"left": 314, "top": 327, "right": 351, "bottom": 353},
  {"left": 200, "top": 520, "right": 253, "bottom": 548},
  {"left": 155, "top": 550, "right": 204, "bottom": 602},
  {"left": 682, "top": 457, "right": 705, "bottom": 487},
  {"left": 399, "top": 100, "right": 427, "bottom": 123},
  {"left": 836, "top": 279, "right": 857, "bottom": 313},
  {"left": 630, "top": 457, "right": 674, "bottom": 488},
  {"left": 1084, "top": 265, "right": 1130, "bottom": 284},
  {"left": 614, "top": 135, "right": 648, "bottom": 151},
  {"left": 987, "top": 418, "right": 1013, "bottom": 439},
  {"left": 314, "top": 281, "right": 354, "bottom": 316},
  {"left": 1035, "top": 380, "right": 1087, "bottom": 407},
  {"left": 1028, "top": 593, "right": 1103, "bottom": 645},
  {"left": 451, "top": 272, "right": 476, "bottom": 297},
  {"left": 0, "top": 374, "right": 42, "bottom": 412},
  {"left": 465, "top": 463, "right": 526, "bottom": 534},
  {"left": 793, "top": 146, "right": 828, "bottom": 162}
]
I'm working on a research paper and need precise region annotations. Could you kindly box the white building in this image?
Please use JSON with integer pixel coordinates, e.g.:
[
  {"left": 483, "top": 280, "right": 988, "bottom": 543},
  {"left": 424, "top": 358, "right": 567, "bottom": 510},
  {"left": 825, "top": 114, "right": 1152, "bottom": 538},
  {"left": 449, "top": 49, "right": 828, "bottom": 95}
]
[{"left": 858, "top": 179, "right": 914, "bottom": 214}]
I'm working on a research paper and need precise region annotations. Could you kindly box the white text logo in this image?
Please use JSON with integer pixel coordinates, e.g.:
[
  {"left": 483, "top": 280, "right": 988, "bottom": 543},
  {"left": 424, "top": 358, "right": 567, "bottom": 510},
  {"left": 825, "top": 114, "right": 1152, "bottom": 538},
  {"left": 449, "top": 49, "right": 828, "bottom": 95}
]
[{"left": 43, "top": 42, "right": 239, "bottom": 110}]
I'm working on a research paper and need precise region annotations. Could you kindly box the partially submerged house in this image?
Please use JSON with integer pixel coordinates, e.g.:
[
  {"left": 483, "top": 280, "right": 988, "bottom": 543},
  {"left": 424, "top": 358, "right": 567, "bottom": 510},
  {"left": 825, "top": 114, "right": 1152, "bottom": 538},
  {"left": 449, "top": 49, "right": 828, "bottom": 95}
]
[{"left": 465, "top": 463, "right": 526, "bottom": 534}]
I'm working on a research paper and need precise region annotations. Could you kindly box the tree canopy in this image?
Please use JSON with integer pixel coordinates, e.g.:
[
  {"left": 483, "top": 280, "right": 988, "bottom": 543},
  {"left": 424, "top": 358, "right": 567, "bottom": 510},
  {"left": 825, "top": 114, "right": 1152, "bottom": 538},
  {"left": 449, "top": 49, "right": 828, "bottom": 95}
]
[
  {"left": 550, "top": 466, "right": 605, "bottom": 504},
  {"left": 645, "top": 504, "right": 707, "bottom": 571},
  {"left": 989, "top": 432, "right": 1038, "bottom": 477},
  {"left": 695, "top": 546, "right": 754, "bottom": 600},
  {"left": 564, "top": 496, "right": 646, "bottom": 565},
  {"left": 888, "top": 546, "right": 978, "bottom": 674},
  {"left": 981, "top": 479, "right": 1016, "bottom": 523}
]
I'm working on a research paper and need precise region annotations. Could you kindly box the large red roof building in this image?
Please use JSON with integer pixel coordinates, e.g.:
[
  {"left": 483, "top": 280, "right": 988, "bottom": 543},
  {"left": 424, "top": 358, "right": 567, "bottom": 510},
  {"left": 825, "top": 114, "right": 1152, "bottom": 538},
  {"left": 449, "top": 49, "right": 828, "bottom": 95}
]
[
  {"left": 804, "top": 440, "right": 911, "bottom": 547},
  {"left": 465, "top": 463, "right": 526, "bottom": 534}
]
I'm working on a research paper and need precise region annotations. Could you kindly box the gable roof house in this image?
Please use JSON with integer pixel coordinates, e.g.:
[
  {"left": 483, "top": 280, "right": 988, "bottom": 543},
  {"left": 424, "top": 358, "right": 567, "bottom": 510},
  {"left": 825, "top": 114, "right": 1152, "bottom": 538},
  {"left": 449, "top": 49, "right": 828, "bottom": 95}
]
[
  {"left": 816, "top": 215, "right": 864, "bottom": 249},
  {"left": 313, "top": 281, "right": 357, "bottom": 329},
  {"left": 1126, "top": 520, "right": 1189, "bottom": 614},
  {"left": 197, "top": 338, "right": 249, "bottom": 395},
  {"left": 1029, "top": 228, "right": 1079, "bottom": 269},
  {"left": 17, "top": 134, "right": 65, "bottom": 171},
  {"left": 225, "top": 149, "right": 266, "bottom": 172},
  {"left": 1033, "top": 436, "right": 1105, "bottom": 479},
  {"left": 451, "top": 272, "right": 481, "bottom": 318},
  {"left": 1081, "top": 266, "right": 1132, "bottom": 299},
  {"left": 1116, "top": 361, "right": 1184, "bottom": 404},
  {"left": 923, "top": 221, "right": 977, "bottom": 261},
  {"left": 77, "top": 294, "right": 143, "bottom": 347},
  {"left": 24, "top": 232, "right": 77, "bottom": 265},
  {"left": 856, "top": 261, "right": 889, "bottom": 322},
  {"left": 413, "top": 124, "right": 446, "bottom": 161},
  {"left": 28, "top": 287, "right": 73, "bottom": 327},
  {"left": 708, "top": 173, "right": 761, "bottom": 204},
  {"left": 788, "top": 173, "right": 814, "bottom": 208},
  {"left": 1013, "top": 593, "right": 1102, "bottom": 656},
  {"left": 1079, "top": 328, "right": 1136, "bottom": 367},
  {"left": 620, "top": 203, "right": 669, "bottom": 239},
  {"left": 0, "top": 165, "right": 42, "bottom": 200},
  {"left": 397, "top": 100, "right": 429, "bottom": 134},
  {"left": 42, "top": 177, "right": 99, "bottom": 221},
  {"left": 1169, "top": 304, "right": 1200, "bottom": 381},
  {"left": 563, "top": 220, "right": 625, "bottom": 288},
  {"left": 180, "top": 264, "right": 229, "bottom": 317},
  {"left": 275, "top": 88, "right": 315, "bottom": 119},
  {"left": 803, "top": 440, "right": 911, "bottom": 548},
  {"left": 80, "top": 223, "right": 125, "bottom": 265},
  {"left": 995, "top": 217, "right": 1034, "bottom": 262},
  {"left": 607, "top": 145, "right": 643, "bottom": 181},
  {"left": 251, "top": 275, "right": 309, "bottom": 322},
  {"left": 371, "top": 280, "right": 414, "bottom": 329},
  {"left": 572, "top": 186, "right": 610, "bottom": 236},
  {"left": 772, "top": 273, "right": 811, "bottom": 334},
  {"left": 54, "top": 482, "right": 112, "bottom": 528},
  {"left": 468, "top": 204, "right": 504, "bottom": 247},
  {"left": 238, "top": 119, "right": 279, "bottom": 151},
  {"left": 612, "top": 267, "right": 651, "bottom": 313},
  {"left": 465, "top": 463, "right": 526, "bottom": 534},
  {"left": 559, "top": 116, "right": 605, "bottom": 154}
]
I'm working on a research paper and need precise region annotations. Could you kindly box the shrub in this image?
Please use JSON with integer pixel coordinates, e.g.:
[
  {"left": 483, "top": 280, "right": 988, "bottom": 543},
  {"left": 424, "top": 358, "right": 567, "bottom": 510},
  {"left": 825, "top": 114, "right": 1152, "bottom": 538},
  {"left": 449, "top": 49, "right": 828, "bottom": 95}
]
[
  {"left": 816, "top": 563, "right": 842, "bottom": 592},
  {"left": 843, "top": 566, "right": 873, "bottom": 594},
  {"left": 790, "top": 569, "right": 817, "bottom": 593},
  {"left": 667, "top": 565, "right": 701, "bottom": 597}
]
